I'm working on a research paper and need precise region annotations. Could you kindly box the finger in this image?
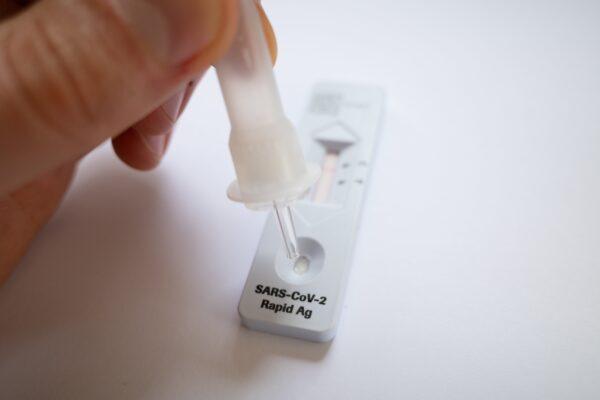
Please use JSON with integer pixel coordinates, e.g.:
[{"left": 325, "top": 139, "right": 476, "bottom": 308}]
[
  {"left": 0, "top": 1, "right": 22, "bottom": 18},
  {"left": 257, "top": 0, "right": 278, "bottom": 64},
  {"left": 0, "top": 162, "right": 75, "bottom": 285},
  {"left": 131, "top": 87, "right": 186, "bottom": 138},
  {"left": 112, "top": 127, "right": 173, "bottom": 171},
  {"left": 113, "top": 1, "right": 277, "bottom": 171},
  {"left": 0, "top": 0, "right": 238, "bottom": 195}
]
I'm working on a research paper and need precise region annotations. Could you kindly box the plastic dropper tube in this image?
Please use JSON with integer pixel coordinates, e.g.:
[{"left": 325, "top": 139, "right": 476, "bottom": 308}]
[
  {"left": 273, "top": 202, "right": 300, "bottom": 259},
  {"left": 215, "top": 0, "right": 319, "bottom": 259}
]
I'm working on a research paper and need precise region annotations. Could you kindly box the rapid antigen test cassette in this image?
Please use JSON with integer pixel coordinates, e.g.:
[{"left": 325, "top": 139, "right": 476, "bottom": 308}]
[{"left": 238, "top": 82, "right": 385, "bottom": 342}]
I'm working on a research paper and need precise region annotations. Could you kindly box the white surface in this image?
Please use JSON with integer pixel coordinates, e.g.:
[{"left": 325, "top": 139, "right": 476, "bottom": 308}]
[{"left": 1, "top": 0, "right": 600, "bottom": 398}]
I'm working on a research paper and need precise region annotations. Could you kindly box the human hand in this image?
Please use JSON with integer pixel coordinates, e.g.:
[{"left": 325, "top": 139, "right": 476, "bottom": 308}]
[{"left": 0, "top": 0, "right": 277, "bottom": 285}]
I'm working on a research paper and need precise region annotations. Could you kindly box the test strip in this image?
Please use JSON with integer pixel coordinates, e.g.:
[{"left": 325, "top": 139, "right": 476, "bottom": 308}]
[{"left": 312, "top": 151, "right": 340, "bottom": 203}]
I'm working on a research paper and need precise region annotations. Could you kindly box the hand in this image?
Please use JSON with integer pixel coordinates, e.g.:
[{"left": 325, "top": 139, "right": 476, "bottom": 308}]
[{"left": 0, "top": 0, "right": 277, "bottom": 285}]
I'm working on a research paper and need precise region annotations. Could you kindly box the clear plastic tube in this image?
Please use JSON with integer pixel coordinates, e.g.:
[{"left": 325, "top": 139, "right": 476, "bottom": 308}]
[
  {"left": 273, "top": 202, "right": 300, "bottom": 260},
  {"left": 215, "top": 0, "right": 283, "bottom": 130}
]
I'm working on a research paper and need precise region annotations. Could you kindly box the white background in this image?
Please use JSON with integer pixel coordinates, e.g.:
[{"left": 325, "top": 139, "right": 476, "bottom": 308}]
[{"left": 1, "top": 0, "right": 599, "bottom": 398}]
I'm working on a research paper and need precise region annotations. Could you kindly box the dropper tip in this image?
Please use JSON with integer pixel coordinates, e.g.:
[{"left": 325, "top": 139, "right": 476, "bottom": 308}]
[{"left": 273, "top": 202, "right": 300, "bottom": 260}]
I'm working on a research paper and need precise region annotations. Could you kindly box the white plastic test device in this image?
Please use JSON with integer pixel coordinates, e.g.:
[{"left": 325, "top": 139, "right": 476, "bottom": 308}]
[
  {"left": 238, "top": 83, "right": 384, "bottom": 342},
  {"left": 216, "top": 0, "right": 384, "bottom": 341}
]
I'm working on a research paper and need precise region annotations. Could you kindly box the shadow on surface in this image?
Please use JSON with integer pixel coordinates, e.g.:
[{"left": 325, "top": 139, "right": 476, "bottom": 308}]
[{"left": 0, "top": 161, "right": 329, "bottom": 399}]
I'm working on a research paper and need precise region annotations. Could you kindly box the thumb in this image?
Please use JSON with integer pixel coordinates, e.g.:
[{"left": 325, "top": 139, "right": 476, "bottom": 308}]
[{"left": 0, "top": 0, "right": 237, "bottom": 194}]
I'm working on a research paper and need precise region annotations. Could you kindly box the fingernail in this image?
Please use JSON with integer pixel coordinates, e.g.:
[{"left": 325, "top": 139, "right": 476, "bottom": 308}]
[
  {"left": 114, "top": 0, "right": 223, "bottom": 65},
  {"left": 136, "top": 129, "right": 167, "bottom": 157},
  {"left": 163, "top": 90, "right": 185, "bottom": 121},
  {"left": 133, "top": 90, "right": 185, "bottom": 136}
]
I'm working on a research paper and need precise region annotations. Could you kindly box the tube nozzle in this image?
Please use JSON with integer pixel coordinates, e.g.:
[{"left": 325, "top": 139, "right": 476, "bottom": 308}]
[{"left": 273, "top": 202, "right": 300, "bottom": 260}]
